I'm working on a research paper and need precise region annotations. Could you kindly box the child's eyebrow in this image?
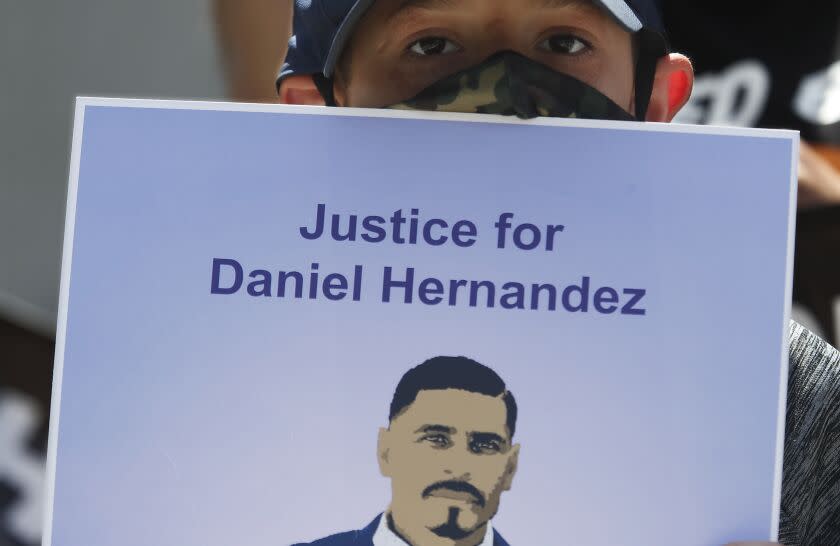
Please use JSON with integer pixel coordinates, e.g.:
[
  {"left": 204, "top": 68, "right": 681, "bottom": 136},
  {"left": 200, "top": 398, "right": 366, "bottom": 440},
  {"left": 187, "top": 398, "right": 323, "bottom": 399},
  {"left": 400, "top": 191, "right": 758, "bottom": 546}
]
[
  {"left": 387, "top": 0, "right": 458, "bottom": 21},
  {"left": 540, "top": 0, "right": 596, "bottom": 10},
  {"left": 394, "top": 0, "right": 457, "bottom": 12},
  {"left": 540, "top": 0, "right": 607, "bottom": 18}
]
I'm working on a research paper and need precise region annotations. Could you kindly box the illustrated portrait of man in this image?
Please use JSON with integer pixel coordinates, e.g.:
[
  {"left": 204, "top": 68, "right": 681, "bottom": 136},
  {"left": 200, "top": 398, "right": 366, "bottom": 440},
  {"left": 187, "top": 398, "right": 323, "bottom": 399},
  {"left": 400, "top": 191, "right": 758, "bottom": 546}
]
[{"left": 293, "top": 356, "right": 519, "bottom": 546}]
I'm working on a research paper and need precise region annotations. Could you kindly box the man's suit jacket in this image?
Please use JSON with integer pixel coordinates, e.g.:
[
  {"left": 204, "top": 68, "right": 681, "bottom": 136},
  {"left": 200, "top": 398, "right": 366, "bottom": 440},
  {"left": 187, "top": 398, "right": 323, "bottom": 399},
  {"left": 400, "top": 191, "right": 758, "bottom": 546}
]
[{"left": 292, "top": 514, "right": 511, "bottom": 546}]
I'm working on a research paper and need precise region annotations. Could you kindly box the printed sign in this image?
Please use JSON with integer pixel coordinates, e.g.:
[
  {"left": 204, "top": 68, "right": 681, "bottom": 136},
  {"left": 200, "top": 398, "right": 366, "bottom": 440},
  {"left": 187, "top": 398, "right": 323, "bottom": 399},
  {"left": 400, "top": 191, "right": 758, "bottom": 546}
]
[{"left": 45, "top": 99, "right": 798, "bottom": 546}]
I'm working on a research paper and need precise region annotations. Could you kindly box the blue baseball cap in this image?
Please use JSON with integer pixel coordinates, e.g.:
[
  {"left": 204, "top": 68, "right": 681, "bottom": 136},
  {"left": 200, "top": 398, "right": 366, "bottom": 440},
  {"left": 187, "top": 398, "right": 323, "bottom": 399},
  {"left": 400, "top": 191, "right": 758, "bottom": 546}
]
[{"left": 279, "top": 0, "right": 668, "bottom": 83}]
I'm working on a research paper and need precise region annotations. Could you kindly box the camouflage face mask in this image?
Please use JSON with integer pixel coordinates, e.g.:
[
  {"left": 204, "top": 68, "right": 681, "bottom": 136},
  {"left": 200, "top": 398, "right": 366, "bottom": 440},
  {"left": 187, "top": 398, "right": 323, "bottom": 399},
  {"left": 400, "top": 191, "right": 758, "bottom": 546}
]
[{"left": 389, "top": 51, "right": 636, "bottom": 121}]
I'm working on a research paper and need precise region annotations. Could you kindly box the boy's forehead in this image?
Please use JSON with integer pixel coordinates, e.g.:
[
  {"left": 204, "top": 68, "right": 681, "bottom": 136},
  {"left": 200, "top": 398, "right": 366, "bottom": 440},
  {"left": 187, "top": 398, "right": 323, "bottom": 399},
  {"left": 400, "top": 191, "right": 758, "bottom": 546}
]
[
  {"left": 389, "top": 0, "right": 597, "bottom": 8},
  {"left": 382, "top": 0, "right": 617, "bottom": 18}
]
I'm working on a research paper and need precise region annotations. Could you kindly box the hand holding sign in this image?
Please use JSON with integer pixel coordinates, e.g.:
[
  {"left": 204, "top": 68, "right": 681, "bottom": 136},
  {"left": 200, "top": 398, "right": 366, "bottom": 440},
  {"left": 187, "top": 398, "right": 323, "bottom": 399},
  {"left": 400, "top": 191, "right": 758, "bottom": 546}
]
[{"left": 798, "top": 142, "right": 840, "bottom": 208}]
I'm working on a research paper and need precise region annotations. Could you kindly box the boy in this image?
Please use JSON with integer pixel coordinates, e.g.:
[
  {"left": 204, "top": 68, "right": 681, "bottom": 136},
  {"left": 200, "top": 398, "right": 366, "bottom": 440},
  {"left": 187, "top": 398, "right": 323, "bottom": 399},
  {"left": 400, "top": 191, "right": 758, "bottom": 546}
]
[
  {"left": 278, "top": 0, "right": 692, "bottom": 123},
  {"left": 276, "top": 1, "right": 840, "bottom": 544}
]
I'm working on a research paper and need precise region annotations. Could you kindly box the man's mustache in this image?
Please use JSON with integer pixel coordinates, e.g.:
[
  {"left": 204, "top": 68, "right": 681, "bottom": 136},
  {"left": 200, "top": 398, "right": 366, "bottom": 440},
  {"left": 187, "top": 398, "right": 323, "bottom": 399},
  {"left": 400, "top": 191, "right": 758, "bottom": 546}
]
[{"left": 421, "top": 480, "right": 486, "bottom": 507}]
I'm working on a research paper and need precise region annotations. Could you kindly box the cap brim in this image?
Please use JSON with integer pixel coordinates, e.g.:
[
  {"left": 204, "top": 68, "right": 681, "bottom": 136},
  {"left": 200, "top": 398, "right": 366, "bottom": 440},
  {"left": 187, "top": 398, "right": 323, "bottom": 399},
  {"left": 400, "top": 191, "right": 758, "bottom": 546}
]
[
  {"left": 323, "top": 0, "right": 642, "bottom": 78},
  {"left": 323, "top": 0, "right": 377, "bottom": 77},
  {"left": 592, "top": 0, "right": 643, "bottom": 33}
]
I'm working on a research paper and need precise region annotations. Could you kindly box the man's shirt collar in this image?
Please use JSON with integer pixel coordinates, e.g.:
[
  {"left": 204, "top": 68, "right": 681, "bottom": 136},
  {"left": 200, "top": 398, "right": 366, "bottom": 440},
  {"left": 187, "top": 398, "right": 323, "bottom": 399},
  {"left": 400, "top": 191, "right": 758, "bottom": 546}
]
[{"left": 372, "top": 512, "right": 494, "bottom": 546}]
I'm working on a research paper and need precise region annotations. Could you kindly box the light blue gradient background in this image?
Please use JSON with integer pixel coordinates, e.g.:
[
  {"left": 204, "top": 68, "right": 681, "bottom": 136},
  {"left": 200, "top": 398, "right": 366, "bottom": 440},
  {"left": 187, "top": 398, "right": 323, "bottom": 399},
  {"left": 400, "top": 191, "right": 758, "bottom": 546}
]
[{"left": 51, "top": 105, "right": 794, "bottom": 546}]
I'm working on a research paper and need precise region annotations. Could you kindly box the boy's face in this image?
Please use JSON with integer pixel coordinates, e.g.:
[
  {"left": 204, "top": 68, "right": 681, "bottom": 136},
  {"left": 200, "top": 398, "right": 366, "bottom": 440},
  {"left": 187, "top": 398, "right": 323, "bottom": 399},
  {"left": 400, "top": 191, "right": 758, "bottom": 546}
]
[{"left": 333, "top": 0, "right": 636, "bottom": 112}]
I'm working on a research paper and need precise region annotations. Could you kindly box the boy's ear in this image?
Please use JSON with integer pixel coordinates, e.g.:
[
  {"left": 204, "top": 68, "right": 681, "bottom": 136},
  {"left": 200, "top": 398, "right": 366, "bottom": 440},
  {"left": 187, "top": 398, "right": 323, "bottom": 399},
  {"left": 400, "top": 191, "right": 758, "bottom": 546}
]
[
  {"left": 278, "top": 75, "right": 326, "bottom": 105},
  {"left": 645, "top": 53, "right": 694, "bottom": 122}
]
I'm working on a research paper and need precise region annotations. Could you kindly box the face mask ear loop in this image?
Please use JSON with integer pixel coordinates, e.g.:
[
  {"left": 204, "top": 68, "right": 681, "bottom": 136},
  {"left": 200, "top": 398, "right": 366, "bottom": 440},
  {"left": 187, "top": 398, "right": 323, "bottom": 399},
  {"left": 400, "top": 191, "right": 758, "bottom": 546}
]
[
  {"left": 633, "top": 31, "right": 667, "bottom": 122},
  {"left": 633, "top": 57, "right": 656, "bottom": 121},
  {"left": 313, "top": 73, "right": 338, "bottom": 107}
]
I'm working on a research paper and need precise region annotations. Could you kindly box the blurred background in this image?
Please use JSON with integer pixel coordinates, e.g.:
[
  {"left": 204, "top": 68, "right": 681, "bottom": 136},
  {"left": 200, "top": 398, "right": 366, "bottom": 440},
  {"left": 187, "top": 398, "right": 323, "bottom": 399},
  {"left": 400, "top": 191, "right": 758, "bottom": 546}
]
[
  {"left": 1, "top": 1, "right": 838, "bottom": 544},
  {"left": 1, "top": 2, "right": 286, "bottom": 544}
]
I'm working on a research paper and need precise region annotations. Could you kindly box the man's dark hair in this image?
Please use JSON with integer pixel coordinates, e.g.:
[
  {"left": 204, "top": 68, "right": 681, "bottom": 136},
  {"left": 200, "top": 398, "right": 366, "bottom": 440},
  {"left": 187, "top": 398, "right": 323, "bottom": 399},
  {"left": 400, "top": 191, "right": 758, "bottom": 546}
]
[{"left": 389, "top": 356, "right": 518, "bottom": 438}]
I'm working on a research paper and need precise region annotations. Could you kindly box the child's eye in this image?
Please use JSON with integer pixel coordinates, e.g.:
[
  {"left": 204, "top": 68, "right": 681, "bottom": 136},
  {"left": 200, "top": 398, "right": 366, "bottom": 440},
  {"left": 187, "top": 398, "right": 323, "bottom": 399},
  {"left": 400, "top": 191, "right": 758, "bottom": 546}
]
[
  {"left": 538, "top": 34, "right": 590, "bottom": 55},
  {"left": 408, "top": 37, "right": 461, "bottom": 56}
]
